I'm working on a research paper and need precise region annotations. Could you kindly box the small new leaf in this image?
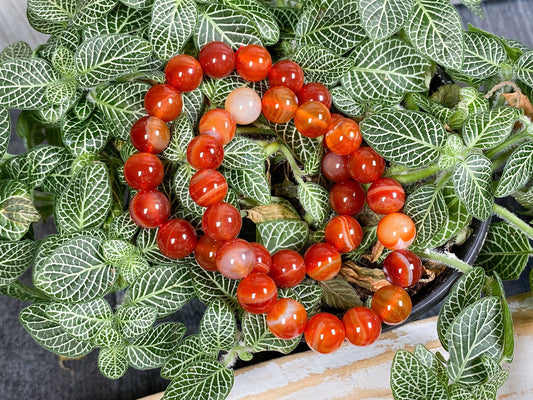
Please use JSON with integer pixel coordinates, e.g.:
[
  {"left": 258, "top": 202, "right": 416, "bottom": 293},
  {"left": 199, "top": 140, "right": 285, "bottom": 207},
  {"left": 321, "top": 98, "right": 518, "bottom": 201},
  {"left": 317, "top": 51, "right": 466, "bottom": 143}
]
[
  {"left": 318, "top": 277, "right": 362, "bottom": 310},
  {"left": 298, "top": 182, "right": 331, "bottom": 228},
  {"left": 116, "top": 305, "right": 158, "bottom": 339},
  {"left": 222, "top": 136, "right": 266, "bottom": 170},
  {"left": 98, "top": 347, "right": 128, "bottom": 380},
  {"left": 199, "top": 300, "right": 237, "bottom": 352},
  {"left": 256, "top": 219, "right": 309, "bottom": 254}
]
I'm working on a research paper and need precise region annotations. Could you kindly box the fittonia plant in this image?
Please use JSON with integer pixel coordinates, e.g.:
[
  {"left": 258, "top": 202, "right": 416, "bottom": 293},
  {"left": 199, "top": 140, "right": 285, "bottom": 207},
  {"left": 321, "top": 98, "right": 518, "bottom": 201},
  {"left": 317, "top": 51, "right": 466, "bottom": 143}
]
[{"left": 0, "top": 0, "right": 532, "bottom": 399}]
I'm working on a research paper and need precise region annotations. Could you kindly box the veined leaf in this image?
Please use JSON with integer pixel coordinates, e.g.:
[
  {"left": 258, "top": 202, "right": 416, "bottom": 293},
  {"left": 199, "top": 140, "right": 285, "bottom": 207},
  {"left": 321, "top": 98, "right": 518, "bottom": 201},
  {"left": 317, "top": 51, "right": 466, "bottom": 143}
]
[
  {"left": 102, "top": 239, "right": 136, "bottom": 263},
  {"left": 222, "top": 136, "right": 266, "bottom": 170},
  {"left": 413, "top": 345, "right": 447, "bottom": 387},
  {"left": 27, "top": 0, "right": 76, "bottom": 24},
  {"left": 463, "top": 107, "right": 521, "bottom": 150},
  {"left": 201, "top": 72, "right": 248, "bottom": 106},
  {"left": 73, "top": 0, "right": 119, "bottom": 27},
  {"left": 173, "top": 163, "right": 205, "bottom": 218},
  {"left": 225, "top": 0, "right": 279, "bottom": 46},
  {"left": 404, "top": 0, "right": 464, "bottom": 70},
  {"left": 83, "top": 3, "right": 151, "bottom": 39},
  {"left": 0, "top": 240, "right": 38, "bottom": 287},
  {"left": 242, "top": 312, "right": 301, "bottom": 354},
  {"left": 360, "top": 110, "right": 446, "bottom": 168},
  {"left": 456, "top": 31, "right": 507, "bottom": 79},
  {"left": 199, "top": 300, "right": 237, "bottom": 352},
  {"left": 116, "top": 305, "right": 158, "bottom": 339},
  {"left": 452, "top": 153, "right": 493, "bottom": 221},
  {"left": 495, "top": 142, "right": 533, "bottom": 197},
  {"left": 136, "top": 227, "right": 178, "bottom": 265},
  {"left": 27, "top": 7, "right": 67, "bottom": 35},
  {"left": 92, "top": 325, "right": 124, "bottom": 348},
  {"left": 119, "top": 254, "right": 151, "bottom": 285},
  {"left": 341, "top": 38, "right": 432, "bottom": 104},
  {"left": 51, "top": 46, "right": 76, "bottom": 77},
  {"left": 120, "top": 0, "right": 153, "bottom": 8},
  {"left": 286, "top": 281, "right": 323, "bottom": 313},
  {"left": 108, "top": 212, "right": 139, "bottom": 241},
  {"left": 0, "top": 41, "right": 32, "bottom": 62},
  {"left": 359, "top": 0, "right": 413, "bottom": 40},
  {"left": 162, "top": 114, "right": 195, "bottom": 162},
  {"left": 256, "top": 219, "right": 309, "bottom": 254},
  {"left": 318, "top": 277, "right": 362, "bottom": 310},
  {"left": 161, "top": 335, "right": 217, "bottom": 379},
  {"left": 330, "top": 86, "right": 366, "bottom": 119},
  {"left": 98, "top": 347, "right": 128, "bottom": 380},
  {"left": 62, "top": 112, "right": 110, "bottom": 155},
  {"left": 225, "top": 164, "right": 270, "bottom": 205},
  {"left": 189, "top": 260, "right": 238, "bottom": 306},
  {"left": 0, "top": 180, "right": 40, "bottom": 241},
  {"left": 270, "top": 6, "right": 299, "bottom": 37},
  {"left": 298, "top": 182, "right": 331, "bottom": 228},
  {"left": 515, "top": 51, "right": 533, "bottom": 88},
  {"left": 182, "top": 87, "right": 205, "bottom": 126}
]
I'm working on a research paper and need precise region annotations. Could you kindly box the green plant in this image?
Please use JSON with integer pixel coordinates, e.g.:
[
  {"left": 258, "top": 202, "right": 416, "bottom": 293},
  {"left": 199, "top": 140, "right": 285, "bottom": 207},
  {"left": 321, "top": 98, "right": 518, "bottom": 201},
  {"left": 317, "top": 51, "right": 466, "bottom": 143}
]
[{"left": 0, "top": 0, "right": 532, "bottom": 399}]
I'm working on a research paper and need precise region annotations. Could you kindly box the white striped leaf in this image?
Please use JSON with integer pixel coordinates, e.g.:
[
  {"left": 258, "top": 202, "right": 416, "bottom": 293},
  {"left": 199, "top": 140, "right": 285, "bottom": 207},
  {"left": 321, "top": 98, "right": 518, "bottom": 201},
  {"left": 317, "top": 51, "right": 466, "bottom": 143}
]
[
  {"left": 102, "top": 239, "right": 136, "bottom": 263},
  {"left": 201, "top": 72, "right": 248, "bottom": 106},
  {"left": 0, "top": 180, "right": 40, "bottom": 241},
  {"left": 222, "top": 136, "right": 266, "bottom": 170},
  {"left": 0, "top": 281, "right": 50, "bottom": 303},
  {"left": 119, "top": 254, "right": 151, "bottom": 285},
  {"left": 182, "top": 87, "right": 205, "bottom": 126},
  {"left": 120, "top": 0, "right": 153, "bottom": 8},
  {"left": 45, "top": 79, "right": 77, "bottom": 105},
  {"left": 242, "top": 312, "right": 301, "bottom": 353},
  {"left": 359, "top": 0, "right": 414, "bottom": 40},
  {"left": 225, "top": 0, "right": 279, "bottom": 45},
  {"left": 51, "top": 46, "right": 76, "bottom": 77},
  {"left": 27, "top": 7, "right": 67, "bottom": 35},
  {"left": 404, "top": 0, "right": 464, "bottom": 70},
  {"left": 162, "top": 114, "right": 194, "bottom": 162},
  {"left": 256, "top": 219, "right": 309, "bottom": 254},
  {"left": 225, "top": 164, "right": 271, "bottom": 205},
  {"left": 452, "top": 154, "right": 493, "bottom": 221},
  {"left": 73, "top": 0, "right": 120, "bottom": 27},
  {"left": 298, "top": 182, "right": 331, "bottom": 228},
  {"left": 92, "top": 325, "right": 125, "bottom": 348},
  {"left": 116, "top": 305, "right": 158, "bottom": 339},
  {"left": 41, "top": 151, "right": 74, "bottom": 196},
  {"left": 161, "top": 335, "right": 217, "bottom": 379},
  {"left": 463, "top": 107, "right": 521, "bottom": 150},
  {"left": 108, "top": 212, "right": 139, "bottom": 241},
  {"left": 0, "top": 240, "right": 38, "bottom": 287},
  {"left": 189, "top": 260, "right": 238, "bottom": 306},
  {"left": 136, "top": 227, "right": 178, "bottom": 265},
  {"left": 271, "top": 6, "right": 299, "bottom": 37},
  {"left": 340, "top": 39, "right": 431, "bottom": 103},
  {"left": 62, "top": 111, "right": 110, "bottom": 155},
  {"left": 455, "top": 32, "right": 507, "bottom": 79},
  {"left": 280, "top": 281, "right": 323, "bottom": 313},
  {"left": 496, "top": 142, "right": 533, "bottom": 197},
  {"left": 83, "top": 4, "right": 151, "bottom": 39},
  {"left": 318, "top": 278, "right": 362, "bottom": 310},
  {"left": 330, "top": 86, "right": 366, "bottom": 118},
  {"left": 98, "top": 347, "right": 128, "bottom": 379},
  {"left": 55, "top": 163, "right": 112, "bottom": 234},
  {"left": 173, "top": 163, "right": 205, "bottom": 218},
  {"left": 27, "top": 0, "right": 77, "bottom": 24},
  {"left": 199, "top": 300, "right": 237, "bottom": 352},
  {"left": 413, "top": 344, "right": 447, "bottom": 387},
  {"left": 20, "top": 145, "right": 68, "bottom": 188},
  {"left": 360, "top": 110, "right": 446, "bottom": 168},
  {"left": 515, "top": 50, "right": 533, "bottom": 88},
  {"left": 0, "top": 108, "right": 10, "bottom": 160},
  {"left": 0, "top": 41, "right": 32, "bottom": 62},
  {"left": 149, "top": 0, "right": 198, "bottom": 61},
  {"left": 37, "top": 93, "right": 79, "bottom": 125}
]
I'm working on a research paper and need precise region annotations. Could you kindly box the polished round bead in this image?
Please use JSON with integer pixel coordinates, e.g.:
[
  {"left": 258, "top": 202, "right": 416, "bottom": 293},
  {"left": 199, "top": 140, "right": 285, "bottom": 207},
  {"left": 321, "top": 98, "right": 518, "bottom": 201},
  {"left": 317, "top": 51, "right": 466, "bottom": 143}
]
[
  {"left": 237, "top": 273, "right": 278, "bottom": 314},
  {"left": 251, "top": 242, "right": 272, "bottom": 274},
  {"left": 297, "top": 83, "right": 332, "bottom": 109},
  {"left": 165, "top": 54, "right": 203, "bottom": 92},
  {"left": 225, "top": 87, "right": 262, "bottom": 125},
  {"left": 347, "top": 147, "right": 386, "bottom": 184},
  {"left": 189, "top": 169, "right": 228, "bottom": 207},
  {"left": 342, "top": 307, "right": 382, "bottom": 346},
  {"left": 371, "top": 285, "right": 412, "bottom": 325},
  {"left": 199, "top": 41, "right": 236, "bottom": 78},
  {"left": 269, "top": 249, "right": 306, "bottom": 288},
  {"left": 304, "top": 243, "right": 342, "bottom": 281},
  {"left": 329, "top": 180, "right": 366, "bottom": 215},
  {"left": 383, "top": 249, "right": 423, "bottom": 288},
  {"left": 294, "top": 101, "right": 332, "bottom": 138},
  {"left": 195, "top": 235, "right": 224, "bottom": 271},
  {"left": 198, "top": 108, "right": 237, "bottom": 145},
  {"left": 129, "top": 190, "right": 170, "bottom": 229},
  {"left": 366, "top": 178, "right": 405, "bottom": 215},
  {"left": 157, "top": 219, "right": 197, "bottom": 259},
  {"left": 202, "top": 202, "right": 242, "bottom": 241},
  {"left": 261, "top": 86, "right": 298, "bottom": 124},
  {"left": 377, "top": 213, "right": 416, "bottom": 250},
  {"left": 321, "top": 152, "right": 350, "bottom": 182},
  {"left": 130, "top": 116, "right": 170, "bottom": 154},
  {"left": 186, "top": 135, "right": 224, "bottom": 170},
  {"left": 325, "top": 118, "right": 362, "bottom": 156},
  {"left": 324, "top": 215, "right": 363, "bottom": 253},
  {"left": 123, "top": 152, "right": 164, "bottom": 191},
  {"left": 144, "top": 84, "right": 182, "bottom": 122},
  {"left": 304, "top": 313, "right": 345, "bottom": 354},
  {"left": 267, "top": 60, "right": 305, "bottom": 93},
  {"left": 216, "top": 238, "right": 255, "bottom": 279},
  {"left": 235, "top": 44, "right": 272, "bottom": 82},
  {"left": 266, "top": 298, "right": 307, "bottom": 339}
]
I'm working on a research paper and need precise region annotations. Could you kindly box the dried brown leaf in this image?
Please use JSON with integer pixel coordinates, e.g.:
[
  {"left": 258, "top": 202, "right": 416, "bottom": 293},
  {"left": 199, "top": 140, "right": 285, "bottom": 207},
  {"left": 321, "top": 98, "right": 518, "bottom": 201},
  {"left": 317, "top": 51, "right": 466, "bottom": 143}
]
[{"left": 246, "top": 204, "right": 300, "bottom": 224}]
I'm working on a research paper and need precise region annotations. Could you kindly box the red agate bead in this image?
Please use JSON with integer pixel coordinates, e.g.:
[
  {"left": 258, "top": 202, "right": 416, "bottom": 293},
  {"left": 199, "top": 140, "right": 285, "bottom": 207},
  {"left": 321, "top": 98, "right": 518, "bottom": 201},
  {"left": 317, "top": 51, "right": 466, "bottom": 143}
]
[
  {"left": 225, "top": 87, "right": 262, "bottom": 125},
  {"left": 199, "top": 41, "right": 235, "bottom": 79},
  {"left": 130, "top": 116, "right": 170, "bottom": 154},
  {"left": 144, "top": 84, "right": 182, "bottom": 122},
  {"left": 195, "top": 235, "right": 224, "bottom": 271},
  {"left": 237, "top": 273, "right": 278, "bottom": 314},
  {"left": 266, "top": 298, "right": 307, "bottom": 339},
  {"left": 304, "top": 243, "right": 342, "bottom": 281},
  {"left": 261, "top": 86, "right": 298, "bottom": 124},
  {"left": 347, "top": 147, "right": 386, "bottom": 184},
  {"left": 198, "top": 108, "right": 236, "bottom": 146},
  {"left": 366, "top": 178, "right": 405, "bottom": 215},
  {"left": 235, "top": 44, "right": 272, "bottom": 82},
  {"left": 123, "top": 152, "right": 164, "bottom": 191},
  {"left": 165, "top": 54, "right": 203, "bottom": 92},
  {"left": 294, "top": 101, "right": 332, "bottom": 138},
  {"left": 187, "top": 135, "right": 224, "bottom": 170},
  {"left": 269, "top": 250, "right": 306, "bottom": 288},
  {"left": 329, "top": 180, "right": 366, "bottom": 215},
  {"left": 343, "top": 307, "right": 382, "bottom": 346},
  {"left": 267, "top": 60, "right": 304, "bottom": 93},
  {"left": 321, "top": 152, "right": 350, "bottom": 182},
  {"left": 383, "top": 249, "right": 423, "bottom": 288},
  {"left": 216, "top": 238, "right": 255, "bottom": 279},
  {"left": 157, "top": 219, "right": 197, "bottom": 259},
  {"left": 325, "top": 118, "right": 362, "bottom": 156},
  {"left": 324, "top": 215, "right": 363, "bottom": 253},
  {"left": 304, "top": 313, "right": 345, "bottom": 354},
  {"left": 129, "top": 190, "right": 170, "bottom": 229},
  {"left": 371, "top": 285, "right": 412, "bottom": 325},
  {"left": 202, "top": 202, "right": 242, "bottom": 241},
  {"left": 251, "top": 242, "right": 272, "bottom": 274},
  {"left": 377, "top": 213, "right": 416, "bottom": 250},
  {"left": 189, "top": 169, "right": 228, "bottom": 207},
  {"left": 297, "top": 82, "right": 332, "bottom": 109}
]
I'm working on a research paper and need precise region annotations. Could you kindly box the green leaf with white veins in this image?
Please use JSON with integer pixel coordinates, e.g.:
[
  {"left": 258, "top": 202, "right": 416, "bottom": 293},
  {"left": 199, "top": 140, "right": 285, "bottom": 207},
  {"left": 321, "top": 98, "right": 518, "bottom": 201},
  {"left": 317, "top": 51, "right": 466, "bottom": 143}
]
[
  {"left": 27, "top": 0, "right": 77, "bottom": 25},
  {"left": 298, "top": 182, "right": 331, "bottom": 228},
  {"left": 318, "top": 278, "right": 362, "bottom": 310},
  {"left": 0, "top": 180, "right": 40, "bottom": 241},
  {"left": 120, "top": 0, "right": 153, "bottom": 8},
  {"left": 0, "top": 41, "right": 32, "bottom": 62},
  {"left": 452, "top": 154, "right": 493, "bottom": 221},
  {"left": 359, "top": 0, "right": 414, "bottom": 41},
  {"left": 92, "top": 325, "right": 124, "bottom": 348},
  {"left": 0, "top": 58, "right": 60, "bottom": 110},
  {"left": 98, "top": 347, "right": 128, "bottom": 380},
  {"left": 189, "top": 260, "right": 238, "bottom": 306},
  {"left": 495, "top": 142, "right": 533, "bottom": 197},
  {"left": 182, "top": 87, "right": 205, "bottom": 126},
  {"left": 447, "top": 297, "right": 504, "bottom": 385},
  {"left": 456, "top": 31, "right": 508, "bottom": 79},
  {"left": 463, "top": 107, "right": 521, "bottom": 150},
  {"left": 116, "top": 305, "right": 158, "bottom": 339},
  {"left": 404, "top": 0, "right": 464, "bottom": 70},
  {"left": 83, "top": 4, "right": 151, "bottom": 39},
  {"left": 201, "top": 72, "right": 247, "bottom": 106},
  {"left": 161, "top": 335, "right": 217, "bottom": 379},
  {"left": 163, "top": 360, "right": 234, "bottom": 400},
  {"left": 296, "top": 0, "right": 365, "bottom": 55},
  {"left": 55, "top": 163, "right": 112, "bottom": 234},
  {"left": 173, "top": 164, "right": 204, "bottom": 218},
  {"left": 20, "top": 304, "right": 95, "bottom": 358},
  {"left": 330, "top": 87, "right": 366, "bottom": 119},
  {"left": 162, "top": 114, "right": 195, "bottom": 162},
  {"left": 256, "top": 219, "right": 309, "bottom": 254},
  {"left": 0, "top": 240, "right": 38, "bottom": 287},
  {"left": 242, "top": 312, "right": 301, "bottom": 353},
  {"left": 45, "top": 298, "right": 113, "bottom": 341},
  {"left": 291, "top": 45, "right": 353, "bottom": 88},
  {"left": 199, "top": 300, "right": 237, "bottom": 352},
  {"left": 222, "top": 136, "right": 266, "bottom": 170},
  {"left": 515, "top": 51, "right": 533, "bottom": 88},
  {"left": 73, "top": 0, "right": 119, "bottom": 27},
  {"left": 62, "top": 112, "right": 110, "bottom": 155},
  {"left": 75, "top": 34, "right": 152, "bottom": 88},
  {"left": 360, "top": 111, "right": 446, "bottom": 168},
  {"left": 225, "top": 0, "right": 279, "bottom": 45},
  {"left": 225, "top": 164, "right": 270, "bottom": 205},
  {"left": 45, "top": 79, "right": 77, "bottom": 105},
  {"left": 149, "top": 0, "right": 197, "bottom": 61},
  {"left": 340, "top": 39, "right": 432, "bottom": 104},
  {"left": 391, "top": 350, "right": 448, "bottom": 400}
]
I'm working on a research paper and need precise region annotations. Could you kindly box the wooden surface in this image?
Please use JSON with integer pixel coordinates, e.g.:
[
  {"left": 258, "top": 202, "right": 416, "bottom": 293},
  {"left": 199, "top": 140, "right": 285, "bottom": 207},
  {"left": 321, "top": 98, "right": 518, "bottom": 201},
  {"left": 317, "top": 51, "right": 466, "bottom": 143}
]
[{"left": 140, "top": 293, "right": 533, "bottom": 400}]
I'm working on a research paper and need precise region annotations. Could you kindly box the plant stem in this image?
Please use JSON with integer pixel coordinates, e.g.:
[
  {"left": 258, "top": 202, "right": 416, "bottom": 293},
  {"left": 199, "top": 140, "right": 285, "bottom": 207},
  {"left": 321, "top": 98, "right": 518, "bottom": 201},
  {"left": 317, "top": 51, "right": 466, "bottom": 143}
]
[
  {"left": 493, "top": 203, "right": 533, "bottom": 240},
  {"left": 236, "top": 126, "right": 276, "bottom": 136},
  {"left": 279, "top": 143, "right": 306, "bottom": 185},
  {"left": 486, "top": 131, "right": 531, "bottom": 159},
  {"left": 263, "top": 141, "right": 280, "bottom": 157},
  {"left": 385, "top": 163, "right": 441, "bottom": 184},
  {"left": 417, "top": 249, "right": 474, "bottom": 273}
]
